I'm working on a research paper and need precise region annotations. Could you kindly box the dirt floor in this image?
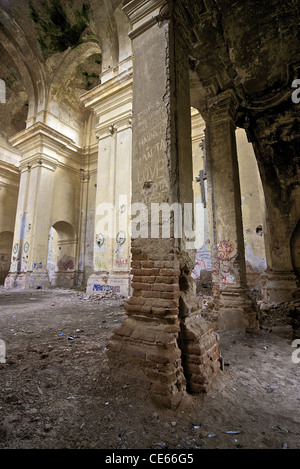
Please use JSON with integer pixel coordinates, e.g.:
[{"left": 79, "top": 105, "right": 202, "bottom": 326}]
[{"left": 0, "top": 286, "right": 299, "bottom": 451}]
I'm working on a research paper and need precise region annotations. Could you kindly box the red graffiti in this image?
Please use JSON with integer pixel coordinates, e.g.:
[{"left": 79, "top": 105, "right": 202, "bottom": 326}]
[
  {"left": 212, "top": 240, "right": 234, "bottom": 282},
  {"left": 57, "top": 256, "right": 75, "bottom": 271},
  {"left": 115, "top": 258, "right": 128, "bottom": 267}
]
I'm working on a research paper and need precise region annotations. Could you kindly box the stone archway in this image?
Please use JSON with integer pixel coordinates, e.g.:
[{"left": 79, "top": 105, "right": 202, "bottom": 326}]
[{"left": 47, "top": 221, "right": 76, "bottom": 288}]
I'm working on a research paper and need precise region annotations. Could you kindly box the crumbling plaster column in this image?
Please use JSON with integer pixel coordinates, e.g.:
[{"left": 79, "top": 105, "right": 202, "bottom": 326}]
[
  {"left": 205, "top": 90, "right": 258, "bottom": 331},
  {"left": 107, "top": 0, "right": 220, "bottom": 408},
  {"left": 81, "top": 65, "right": 133, "bottom": 298}
]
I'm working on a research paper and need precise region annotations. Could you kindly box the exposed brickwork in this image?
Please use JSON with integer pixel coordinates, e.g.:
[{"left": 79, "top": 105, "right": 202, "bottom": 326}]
[
  {"left": 107, "top": 9, "right": 221, "bottom": 408},
  {"left": 178, "top": 314, "right": 220, "bottom": 393},
  {"left": 107, "top": 239, "right": 221, "bottom": 408}
]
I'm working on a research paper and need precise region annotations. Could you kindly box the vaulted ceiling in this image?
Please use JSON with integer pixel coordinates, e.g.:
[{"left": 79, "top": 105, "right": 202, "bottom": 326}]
[
  {"left": 178, "top": 0, "right": 299, "bottom": 118},
  {"left": 0, "top": 0, "right": 126, "bottom": 140},
  {"left": 1, "top": 0, "right": 299, "bottom": 140}
]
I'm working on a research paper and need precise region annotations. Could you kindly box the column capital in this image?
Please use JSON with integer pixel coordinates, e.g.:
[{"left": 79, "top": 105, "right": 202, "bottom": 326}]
[
  {"left": 9, "top": 122, "right": 81, "bottom": 162},
  {"left": 207, "top": 89, "right": 239, "bottom": 124},
  {"left": 123, "top": 0, "right": 168, "bottom": 39},
  {"left": 82, "top": 69, "right": 133, "bottom": 140},
  {"left": 19, "top": 154, "right": 58, "bottom": 173}
]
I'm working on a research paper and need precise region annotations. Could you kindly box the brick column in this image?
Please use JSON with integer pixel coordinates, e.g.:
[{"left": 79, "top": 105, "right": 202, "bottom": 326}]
[
  {"left": 107, "top": 0, "right": 220, "bottom": 408},
  {"left": 205, "top": 90, "right": 258, "bottom": 331}
]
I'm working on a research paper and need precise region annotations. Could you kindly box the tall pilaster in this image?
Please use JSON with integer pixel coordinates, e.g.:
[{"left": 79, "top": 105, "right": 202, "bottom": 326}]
[
  {"left": 205, "top": 90, "right": 258, "bottom": 331},
  {"left": 4, "top": 122, "right": 82, "bottom": 290},
  {"left": 81, "top": 65, "right": 133, "bottom": 297},
  {"left": 0, "top": 147, "right": 20, "bottom": 284},
  {"left": 76, "top": 168, "right": 91, "bottom": 286},
  {"left": 5, "top": 142, "right": 57, "bottom": 289},
  {"left": 107, "top": 0, "right": 220, "bottom": 408}
]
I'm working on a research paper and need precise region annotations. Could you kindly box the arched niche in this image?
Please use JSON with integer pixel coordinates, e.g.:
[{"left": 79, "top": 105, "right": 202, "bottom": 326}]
[
  {"left": 47, "top": 221, "right": 76, "bottom": 288},
  {"left": 0, "top": 231, "right": 14, "bottom": 285}
]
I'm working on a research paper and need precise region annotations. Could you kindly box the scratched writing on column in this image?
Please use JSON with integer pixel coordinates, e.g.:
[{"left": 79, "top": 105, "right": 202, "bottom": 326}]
[{"left": 136, "top": 103, "right": 168, "bottom": 187}]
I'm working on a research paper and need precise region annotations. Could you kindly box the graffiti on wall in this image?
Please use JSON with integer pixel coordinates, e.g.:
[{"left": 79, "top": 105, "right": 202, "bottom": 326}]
[
  {"left": 21, "top": 256, "right": 29, "bottom": 272},
  {"left": 116, "top": 231, "right": 126, "bottom": 246},
  {"left": 92, "top": 284, "right": 120, "bottom": 294},
  {"left": 95, "top": 259, "right": 106, "bottom": 270},
  {"left": 192, "top": 240, "right": 235, "bottom": 285},
  {"left": 96, "top": 233, "right": 105, "bottom": 248},
  {"left": 57, "top": 255, "right": 75, "bottom": 271},
  {"left": 212, "top": 240, "right": 235, "bottom": 284},
  {"left": 115, "top": 258, "right": 128, "bottom": 268},
  {"left": 191, "top": 244, "right": 212, "bottom": 279}
]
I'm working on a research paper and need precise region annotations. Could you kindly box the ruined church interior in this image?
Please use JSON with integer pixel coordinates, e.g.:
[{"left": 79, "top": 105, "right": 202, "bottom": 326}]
[{"left": 0, "top": 0, "right": 299, "bottom": 451}]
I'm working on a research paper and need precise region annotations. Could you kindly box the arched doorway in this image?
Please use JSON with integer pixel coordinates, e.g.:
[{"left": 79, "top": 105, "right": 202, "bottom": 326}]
[
  {"left": 0, "top": 231, "right": 13, "bottom": 285},
  {"left": 47, "top": 221, "right": 76, "bottom": 288}
]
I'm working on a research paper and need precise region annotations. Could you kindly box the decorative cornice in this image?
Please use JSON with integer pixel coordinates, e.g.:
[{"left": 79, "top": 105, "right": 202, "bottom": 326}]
[
  {"left": 123, "top": 0, "right": 167, "bottom": 39},
  {"left": 9, "top": 122, "right": 81, "bottom": 156},
  {"left": 8, "top": 121, "right": 85, "bottom": 173},
  {"left": 123, "top": 0, "right": 166, "bottom": 24},
  {"left": 81, "top": 69, "right": 133, "bottom": 141},
  {"left": 95, "top": 113, "right": 133, "bottom": 140},
  {"left": 207, "top": 89, "right": 239, "bottom": 124},
  {"left": 0, "top": 159, "right": 20, "bottom": 186},
  {"left": 19, "top": 154, "right": 59, "bottom": 173},
  {"left": 80, "top": 68, "right": 133, "bottom": 111}
]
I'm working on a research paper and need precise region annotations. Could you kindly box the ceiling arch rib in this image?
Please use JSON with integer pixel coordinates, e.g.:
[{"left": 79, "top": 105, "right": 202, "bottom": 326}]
[
  {"left": 90, "top": 0, "right": 119, "bottom": 72},
  {"left": 48, "top": 41, "right": 102, "bottom": 98}
]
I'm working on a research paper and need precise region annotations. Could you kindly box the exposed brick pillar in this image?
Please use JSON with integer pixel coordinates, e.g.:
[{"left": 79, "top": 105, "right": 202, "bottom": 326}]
[
  {"left": 107, "top": 0, "right": 220, "bottom": 408},
  {"left": 205, "top": 90, "right": 258, "bottom": 331}
]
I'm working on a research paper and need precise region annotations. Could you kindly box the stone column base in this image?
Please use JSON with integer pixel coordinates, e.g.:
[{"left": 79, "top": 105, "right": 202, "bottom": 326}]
[
  {"left": 4, "top": 272, "right": 50, "bottom": 289},
  {"left": 86, "top": 271, "right": 131, "bottom": 297},
  {"left": 261, "top": 270, "right": 299, "bottom": 303},
  {"left": 217, "top": 284, "right": 259, "bottom": 331},
  {"left": 49, "top": 271, "right": 75, "bottom": 289}
]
